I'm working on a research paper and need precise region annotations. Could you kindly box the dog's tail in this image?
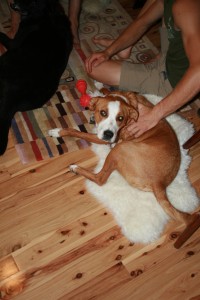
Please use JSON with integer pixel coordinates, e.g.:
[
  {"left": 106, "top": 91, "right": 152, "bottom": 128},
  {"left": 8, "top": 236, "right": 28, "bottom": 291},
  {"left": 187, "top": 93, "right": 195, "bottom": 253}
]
[
  {"left": 153, "top": 184, "right": 200, "bottom": 248},
  {"left": 153, "top": 184, "right": 194, "bottom": 224}
]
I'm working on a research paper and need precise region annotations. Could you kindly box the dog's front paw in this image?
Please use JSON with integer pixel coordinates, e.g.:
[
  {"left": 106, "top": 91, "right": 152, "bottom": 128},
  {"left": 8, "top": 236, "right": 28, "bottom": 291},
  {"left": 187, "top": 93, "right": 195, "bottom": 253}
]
[
  {"left": 69, "top": 164, "right": 78, "bottom": 174},
  {"left": 48, "top": 128, "right": 62, "bottom": 137}
]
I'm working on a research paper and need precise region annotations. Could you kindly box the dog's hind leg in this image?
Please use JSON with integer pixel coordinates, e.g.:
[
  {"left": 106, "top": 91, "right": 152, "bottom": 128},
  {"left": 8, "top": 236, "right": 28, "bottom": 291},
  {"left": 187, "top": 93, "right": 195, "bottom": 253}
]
[{"left": 69, "top": 153, "right": 116, "bottom": 186}]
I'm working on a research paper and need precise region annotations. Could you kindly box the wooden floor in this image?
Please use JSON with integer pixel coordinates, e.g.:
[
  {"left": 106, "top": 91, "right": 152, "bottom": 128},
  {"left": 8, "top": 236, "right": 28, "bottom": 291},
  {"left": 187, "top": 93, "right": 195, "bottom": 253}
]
[{"left": 1, "top": 1, "right": 200, "bottom": 299}]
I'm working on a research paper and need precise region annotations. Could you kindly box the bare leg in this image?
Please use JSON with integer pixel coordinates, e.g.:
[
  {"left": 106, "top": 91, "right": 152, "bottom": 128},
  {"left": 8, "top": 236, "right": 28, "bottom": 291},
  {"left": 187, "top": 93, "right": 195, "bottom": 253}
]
[
  {"left": 92, "top": 37, "right": 132, "bottom": 59},
  {"left": 87, "top": 59, "right": 122, "bottom": 86},
  {"left": 92, "top": 0, "right": 157, "bottom": 59},
  {"left": 68, "top": 0, "right": 82, "bottom": 48},
  {"left": 137, "top": 0, "right": 157, "bottom": 18}
]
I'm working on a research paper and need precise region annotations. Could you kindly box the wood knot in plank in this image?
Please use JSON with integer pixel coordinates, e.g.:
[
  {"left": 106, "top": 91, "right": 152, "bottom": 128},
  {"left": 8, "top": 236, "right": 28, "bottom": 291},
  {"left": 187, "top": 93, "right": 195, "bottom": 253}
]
[
  {"left": 60, "top": 230, "right": 71, "bottom": 235},
  {"left": 186, "top": 251, "right": 195, "bottom": 257},
  {"left": 12, "top": 244, "right": 22, "bottom": 252},
  {"left": 118, "top": 245, "right": 124, "bottom": 250},
  {"left": 170, "top": 232, "right": 179, "bottom": 240},
  {"left": 82, "top": 222, "right": 88, "bottom": 226},
  {"left": 130, "top": 269, "right": 143, "bottom": 277},
  {"left": 115, "top": 255, "right": 122, "bottom": 261},
  {"left": 75, "top": 272, "right": 83, "bottom": 279}
]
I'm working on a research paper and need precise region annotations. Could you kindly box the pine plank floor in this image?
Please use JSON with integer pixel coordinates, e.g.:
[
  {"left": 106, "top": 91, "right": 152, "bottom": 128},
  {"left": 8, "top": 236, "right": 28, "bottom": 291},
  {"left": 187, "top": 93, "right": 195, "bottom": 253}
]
[{"left": 0, "top": 1, "right": 200, "bottom": 299}]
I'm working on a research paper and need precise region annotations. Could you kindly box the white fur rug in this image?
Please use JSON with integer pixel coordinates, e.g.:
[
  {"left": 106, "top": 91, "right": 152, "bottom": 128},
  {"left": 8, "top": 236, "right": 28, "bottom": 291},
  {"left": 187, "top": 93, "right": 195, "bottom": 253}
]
[{"left": 86, "top": 95, "right": 200, "bottom": 244}]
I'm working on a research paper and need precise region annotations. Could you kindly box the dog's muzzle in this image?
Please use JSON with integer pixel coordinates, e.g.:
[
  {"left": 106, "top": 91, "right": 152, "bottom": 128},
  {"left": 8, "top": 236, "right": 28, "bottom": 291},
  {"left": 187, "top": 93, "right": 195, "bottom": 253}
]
[{"left": 103, "top": 130, "right": 114, "bottom": 141}]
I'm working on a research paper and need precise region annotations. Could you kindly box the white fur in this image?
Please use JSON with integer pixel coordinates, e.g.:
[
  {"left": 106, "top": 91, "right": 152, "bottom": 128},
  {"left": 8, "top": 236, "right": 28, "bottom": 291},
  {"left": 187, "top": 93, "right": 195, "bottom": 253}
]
[
  {"left": 88, "top": 90, "right": 105, "bottom": 98},
  {"left": 88, "top": 81, "right": 105, "bottom": 98},
  {"left": 94, "top": 81, "right": 104, "bottom": 91},
  {"left": 110, "top": 93, "right": 128, "bottom": 103},
  {"left": 48, "top": 128, "right": 61, "bottom": 137},
  {"left": 69, "top": 165, "right": 78, "bottom": 173},
  {"left": 86, "top": 94, "right": 200, "bottom": 244},
  {"left": 96, "top": 101, "right": 120, "bottom": 143}
]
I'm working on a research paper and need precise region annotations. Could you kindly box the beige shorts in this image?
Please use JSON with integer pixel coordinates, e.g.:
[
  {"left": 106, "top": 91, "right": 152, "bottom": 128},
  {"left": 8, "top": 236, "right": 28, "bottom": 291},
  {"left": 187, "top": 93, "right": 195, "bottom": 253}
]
[{"left": 119, "top": 53, "right": 172, "bottom": 97}]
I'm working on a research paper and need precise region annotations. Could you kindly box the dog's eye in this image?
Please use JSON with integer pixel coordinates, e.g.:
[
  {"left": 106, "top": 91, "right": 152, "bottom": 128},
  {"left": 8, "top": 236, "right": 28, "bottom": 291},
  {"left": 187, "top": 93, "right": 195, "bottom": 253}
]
[
  {"left": 100, "top": 110, "right": 107, "bottom": 117},
  {"left": 117, "top": 116, "right": 124, "bottom": 122}
]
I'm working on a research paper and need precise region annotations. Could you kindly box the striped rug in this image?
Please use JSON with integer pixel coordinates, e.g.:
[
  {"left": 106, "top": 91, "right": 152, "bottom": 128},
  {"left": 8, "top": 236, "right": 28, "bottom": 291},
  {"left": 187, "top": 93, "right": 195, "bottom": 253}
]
[
  {"left": 11, "top": 83, "right": 93, "bottom": 164},
  {"left": 10, "top": 0, "right": 159, "bottom": 163}
]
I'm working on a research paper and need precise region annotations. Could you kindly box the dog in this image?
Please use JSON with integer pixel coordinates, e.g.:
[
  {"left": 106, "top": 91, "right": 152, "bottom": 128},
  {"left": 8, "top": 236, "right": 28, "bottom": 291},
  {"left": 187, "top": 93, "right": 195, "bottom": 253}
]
[
  {"left": 0, "top": 0, "right": 73, "bottom": 155},
  {"left": 49, "top": 89, "right": 200, "bottom": 245}
]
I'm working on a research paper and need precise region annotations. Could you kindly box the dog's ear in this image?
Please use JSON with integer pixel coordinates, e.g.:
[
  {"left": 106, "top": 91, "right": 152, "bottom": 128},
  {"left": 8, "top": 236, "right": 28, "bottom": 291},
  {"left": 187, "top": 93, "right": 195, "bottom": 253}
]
[
  {"left": 129, "top": 107, "right": 139, "bottom": 122},
  {"left": 124, "top": 92, "right": 138, "bottom": 109},
  {"left": 100, "top": 88, "right": 110, "bottom": 95},
  {"left": 135, "top": 94, "right": 154, "bottom": 108},
  {"left": 89, "top": 97, "right": 100, "bottom": 111}
]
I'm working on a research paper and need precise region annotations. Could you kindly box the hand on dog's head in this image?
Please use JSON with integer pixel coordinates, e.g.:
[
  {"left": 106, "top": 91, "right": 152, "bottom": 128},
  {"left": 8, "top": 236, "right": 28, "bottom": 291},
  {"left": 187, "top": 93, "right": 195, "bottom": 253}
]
[{"left": 119, "top": 119, "right": 137, "bottom": 141}]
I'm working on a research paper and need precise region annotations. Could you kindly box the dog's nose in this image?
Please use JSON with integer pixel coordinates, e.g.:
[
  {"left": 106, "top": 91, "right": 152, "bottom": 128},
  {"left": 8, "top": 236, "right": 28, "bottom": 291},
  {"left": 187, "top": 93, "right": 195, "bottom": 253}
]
[{"left": 103, "top": 130, "right": 114, "bottom": 141}]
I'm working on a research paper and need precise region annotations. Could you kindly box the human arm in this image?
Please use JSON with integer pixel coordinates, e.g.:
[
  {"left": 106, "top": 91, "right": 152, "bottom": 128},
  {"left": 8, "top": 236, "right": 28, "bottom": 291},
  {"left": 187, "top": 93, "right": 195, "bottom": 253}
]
[
  {"left": 85, "top": 0, "right": 164, "bottom": 73},
  {"left": 68, "top": 0, "right": 82, "bottom": 46},
  {"left": 126, "top": 0, "right": 200, "bottom": 137}
]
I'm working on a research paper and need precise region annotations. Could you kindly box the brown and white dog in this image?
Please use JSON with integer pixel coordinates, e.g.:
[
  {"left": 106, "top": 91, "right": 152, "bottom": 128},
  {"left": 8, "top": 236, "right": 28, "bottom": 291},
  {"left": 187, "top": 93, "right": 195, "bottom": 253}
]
[{"left": 49, "top": 89, "right": 200, "bottom": 246}]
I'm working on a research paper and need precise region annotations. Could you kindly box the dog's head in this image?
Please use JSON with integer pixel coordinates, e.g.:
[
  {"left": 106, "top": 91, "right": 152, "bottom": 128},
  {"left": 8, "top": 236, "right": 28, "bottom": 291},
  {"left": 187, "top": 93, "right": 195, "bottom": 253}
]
[{"left": 89, "top": 91, "right": 139, "bottom": 143}]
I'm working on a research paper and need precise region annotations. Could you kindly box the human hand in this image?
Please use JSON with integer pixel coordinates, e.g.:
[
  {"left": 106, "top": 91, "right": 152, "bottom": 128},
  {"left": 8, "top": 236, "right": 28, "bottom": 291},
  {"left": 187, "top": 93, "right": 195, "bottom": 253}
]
[
  {"left": 85, "top": 51, "right": 110, "bottom": 73},
  {"left": 125, "top": 110, "right": 159, "bottom": 138}
]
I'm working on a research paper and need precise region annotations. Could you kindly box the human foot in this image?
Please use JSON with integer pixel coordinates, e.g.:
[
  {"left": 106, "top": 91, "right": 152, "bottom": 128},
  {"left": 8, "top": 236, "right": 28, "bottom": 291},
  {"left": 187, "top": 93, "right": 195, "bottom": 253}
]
[{"left": 92, "top": 36, "right": 132, "bottom": 59}]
